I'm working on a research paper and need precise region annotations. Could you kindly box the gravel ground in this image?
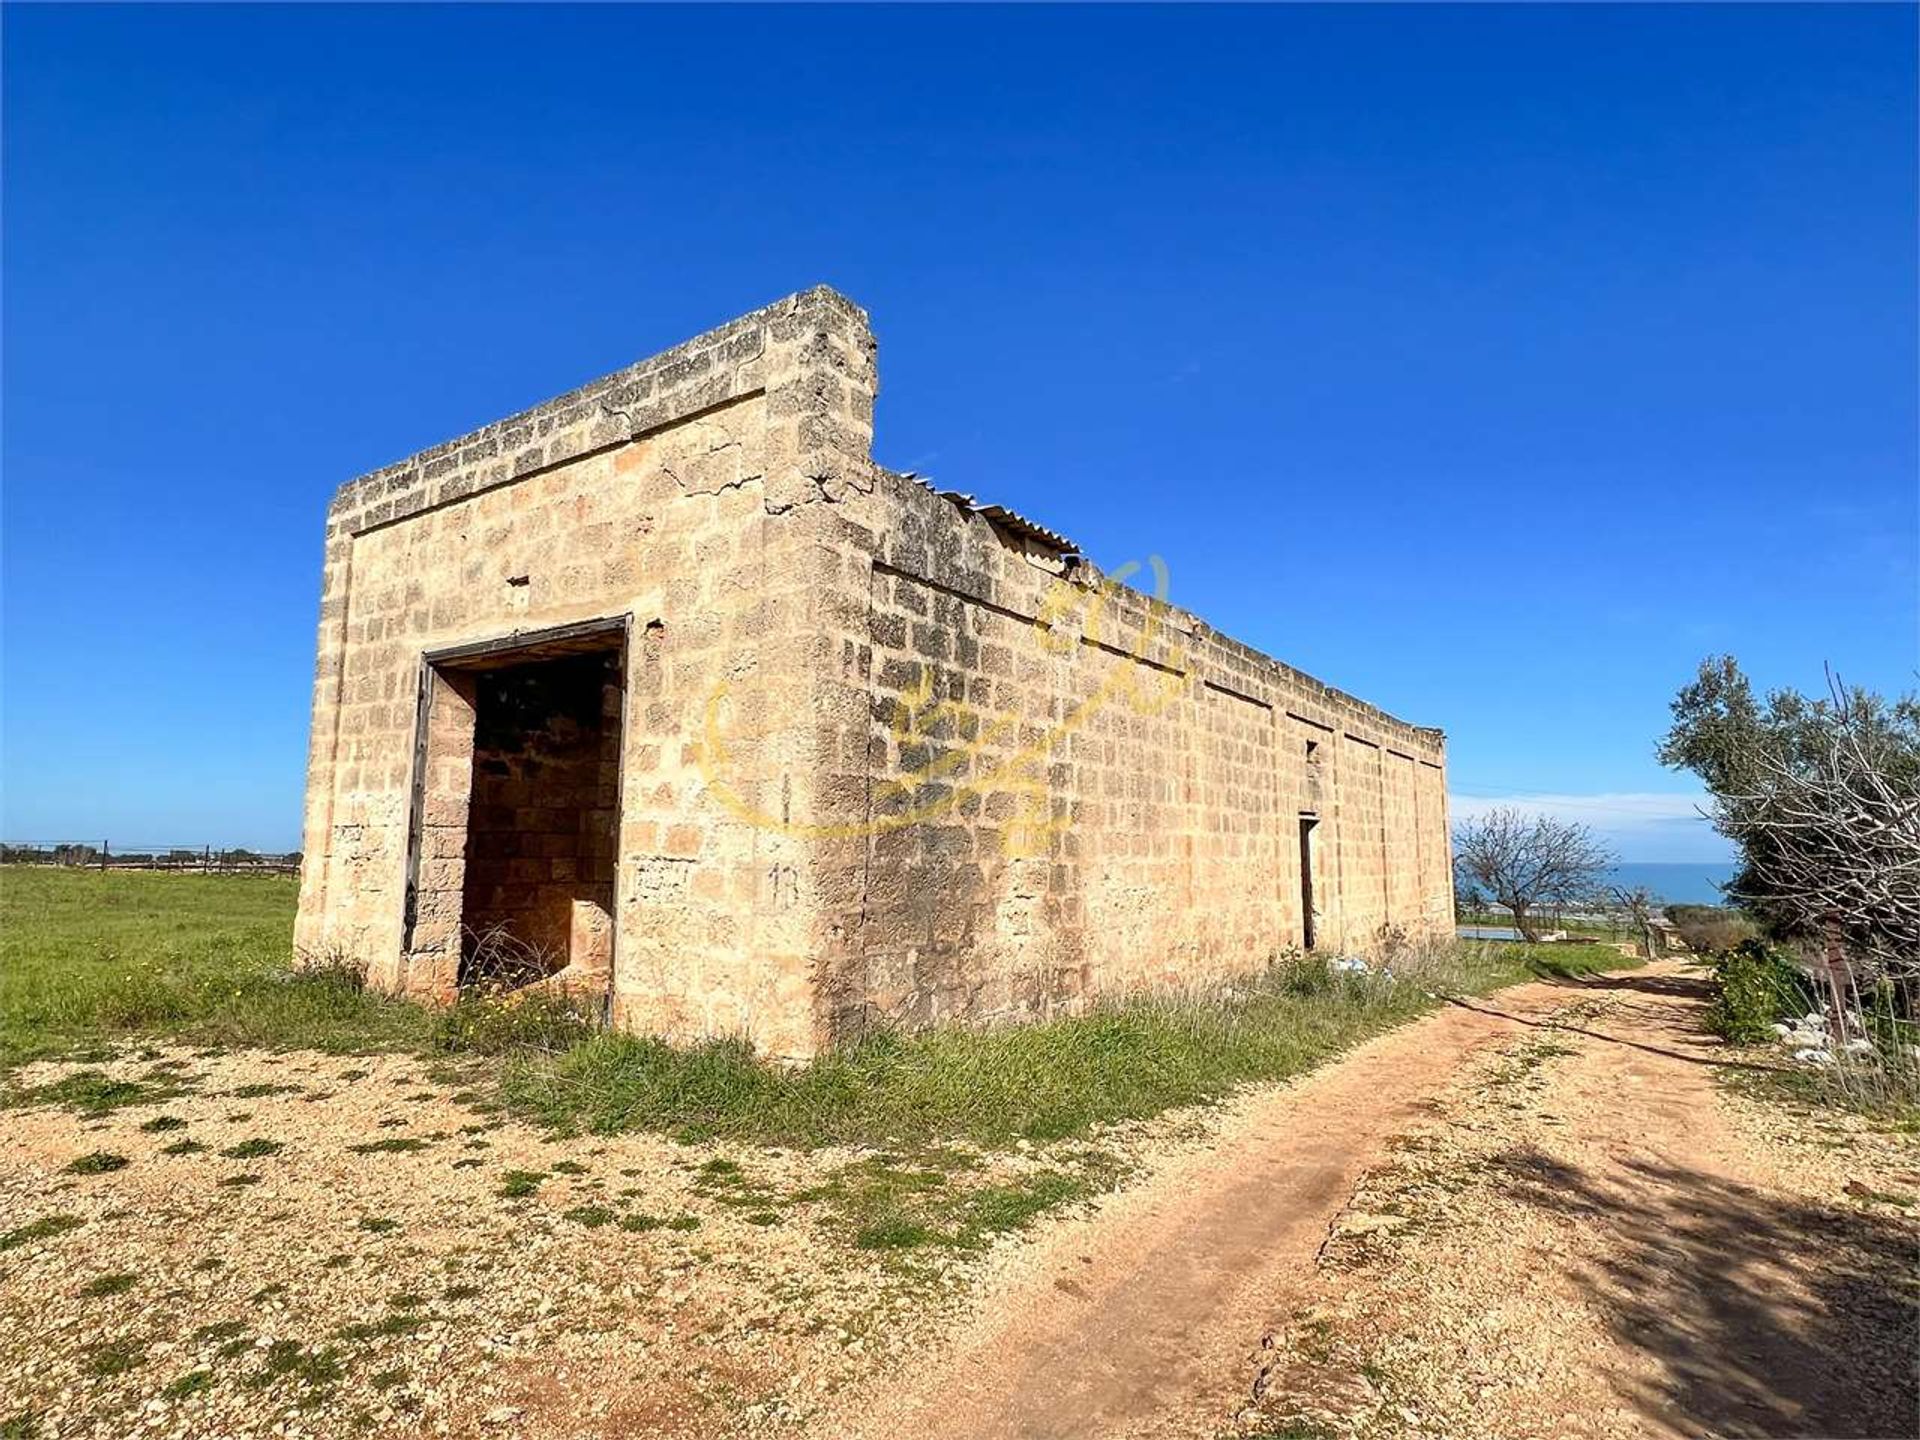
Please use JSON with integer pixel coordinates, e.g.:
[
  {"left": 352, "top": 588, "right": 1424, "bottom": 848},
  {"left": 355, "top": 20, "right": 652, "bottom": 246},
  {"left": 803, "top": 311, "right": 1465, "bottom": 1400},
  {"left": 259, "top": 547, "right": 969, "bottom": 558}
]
[
  {"left": 8, "top": 966, "right": 1912, "bottom": 1440},
  {"left": 1234, "top": 971, "right": 1920, "bottom": 1440},
  {"left": 0, "top": 1046, "right": 1094, "bottom": 1439}
]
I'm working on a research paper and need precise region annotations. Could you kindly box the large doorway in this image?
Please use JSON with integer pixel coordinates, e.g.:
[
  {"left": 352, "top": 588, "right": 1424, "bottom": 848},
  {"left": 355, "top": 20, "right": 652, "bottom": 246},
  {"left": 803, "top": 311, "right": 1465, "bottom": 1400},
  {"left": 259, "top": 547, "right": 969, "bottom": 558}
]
[
  {"left": 404, "top": 620, "right": 626, "bottom": 998},
  {"left": 459, "top": 647, "right": 622, "bottom": 987}
]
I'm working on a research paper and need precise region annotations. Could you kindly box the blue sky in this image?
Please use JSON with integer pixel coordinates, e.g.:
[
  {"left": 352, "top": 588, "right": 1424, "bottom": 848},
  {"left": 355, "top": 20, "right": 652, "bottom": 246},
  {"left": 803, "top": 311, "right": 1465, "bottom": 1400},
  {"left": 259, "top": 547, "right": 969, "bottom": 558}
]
[{"left": 3, "top": 5, "right": 1914, "bottom": 861}]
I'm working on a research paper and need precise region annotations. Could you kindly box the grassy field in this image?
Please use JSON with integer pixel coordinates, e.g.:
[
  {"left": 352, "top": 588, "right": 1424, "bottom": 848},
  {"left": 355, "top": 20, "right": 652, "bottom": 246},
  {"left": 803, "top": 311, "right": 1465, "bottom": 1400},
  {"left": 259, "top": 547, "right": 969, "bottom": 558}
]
[
  {"left": 0, "top": 867, "right": 426, "bottom": 1066},
  {"left": 2, "top": 867, "right": 1640, "bottom": 1149}
]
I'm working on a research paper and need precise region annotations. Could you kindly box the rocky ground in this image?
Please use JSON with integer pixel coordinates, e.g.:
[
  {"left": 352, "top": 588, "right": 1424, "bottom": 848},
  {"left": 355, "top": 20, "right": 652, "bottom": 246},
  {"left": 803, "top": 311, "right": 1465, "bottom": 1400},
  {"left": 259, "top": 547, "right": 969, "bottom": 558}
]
[
  {"left": 5, "top": 964, "right": 1914, "bottom": 1440},
  {"left": 807, "top": 961, "right": 1917, "bottom": 1440},
  {"left": 0, "top": 1046, "right": 1115, "bottom": 1439},
  {"left": 1232, "top": 971, "right": 1919, "bottom": 1440}
]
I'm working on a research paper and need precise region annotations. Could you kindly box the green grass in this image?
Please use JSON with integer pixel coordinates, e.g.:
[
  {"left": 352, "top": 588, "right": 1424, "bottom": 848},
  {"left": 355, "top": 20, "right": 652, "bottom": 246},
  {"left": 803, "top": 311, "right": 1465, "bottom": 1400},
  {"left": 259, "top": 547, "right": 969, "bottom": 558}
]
[
  {"left": 497, "top": 943, "right": 1636, "bottom": 1149},
  {"left": 0, "top": 1214, "right": 83, "bottom": 1251},
  {"left": 219, "top": 1138, "right": 283, "bottom": 1160},
  {"left": 497, "top": 1169, "right": 546, "bottom": 1198},
  {"left": 812, "top": 1150, "right": 1119, "bottom": 1253},
  {"left": 64, "top": 1151, "right": 130, "bottom": 1175},
  {"left": 82, "top": 1338, "right": 146, "bottom": 1378},
  {"left": 337, "top": 1313, "right": 426, "bottom": 1341},
  {"left": 6, "top": 1070, "right": 178, "bottom": 1114},
  {"left": 0, "top": 868, "right": 425, "bottom": 1065},
  {"left": 0, "top": 868, "right": 1639, "bottom": 1172},
  {"left": 247, "top": 1340, "right": 344, "bottom": 1392},
  {"left": 347, "top": 1136, "right": 430, "bottom": 1154},
  {"left": 160, "top": 1370, "right": 213, "bottom": 1400}
]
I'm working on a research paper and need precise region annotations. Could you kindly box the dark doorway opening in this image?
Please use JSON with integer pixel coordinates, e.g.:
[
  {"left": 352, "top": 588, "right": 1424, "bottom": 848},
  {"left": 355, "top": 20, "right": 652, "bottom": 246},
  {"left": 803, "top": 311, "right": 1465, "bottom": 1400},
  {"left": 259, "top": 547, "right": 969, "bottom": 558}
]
[
  {"left": 1298, "top": 813, "right": 1319, "bottom": 951},
  {"left": 457, "top": 644, "right": 623, "bottom": 990}
]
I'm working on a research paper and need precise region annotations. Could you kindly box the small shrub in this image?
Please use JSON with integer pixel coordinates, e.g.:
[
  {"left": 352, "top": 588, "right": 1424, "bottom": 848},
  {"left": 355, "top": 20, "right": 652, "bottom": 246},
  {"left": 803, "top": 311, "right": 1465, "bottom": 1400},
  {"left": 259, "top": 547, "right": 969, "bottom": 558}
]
[
  {"left": 562, "top": 1205, "right": 615, "bottom": 1228},
  {"left": 1668, "top": 905, "right": 1759, "bottom": 955},
  {"left": 79, "top": 1272, "right": 138, "bottom": 1298},
  {"left": 65, "top": 1151, "right": 130, "bottom": 1175},
  {"left": 347, "top": 1137, "right": 429, "bottom": 1155},
  {"left": 356, "top": 1217, "right": 400, "bottom": 1234},
  {"left": 160, "top": 1138, "right": 207, "bottom": 1156},
  {"left": 497, "top": 1169, "right": 546, "bottom": 1199},
  {"left": 138, "top": 1115, "right": 188, "bottom": 1133},
  {"left": 1707, "top": 941, "right": 1814, "bottom": 1043},
  {"left": 1274, "top": 950, "right": 1335, "bottom": 997}
]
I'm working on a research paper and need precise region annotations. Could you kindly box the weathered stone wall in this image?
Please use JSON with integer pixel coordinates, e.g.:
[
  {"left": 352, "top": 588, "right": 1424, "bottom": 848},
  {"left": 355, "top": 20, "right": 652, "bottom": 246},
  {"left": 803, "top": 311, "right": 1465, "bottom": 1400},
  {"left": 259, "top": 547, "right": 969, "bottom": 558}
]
[
  {"left": 297, "top": 285, "right": 1450, "bottom": 1061},
  {"left": 296, "top": 287, "right": 875, "bottom": 1057},
  {"left": 797, "top": 472, "right": 1453, "bottom": 1044}
]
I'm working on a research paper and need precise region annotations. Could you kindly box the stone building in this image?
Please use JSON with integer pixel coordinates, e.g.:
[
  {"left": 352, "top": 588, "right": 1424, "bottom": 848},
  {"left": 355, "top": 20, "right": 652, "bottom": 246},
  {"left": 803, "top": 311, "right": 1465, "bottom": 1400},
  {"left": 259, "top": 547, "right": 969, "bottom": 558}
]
[{"left": 296, "top": 287, "right": 1452, "bottom": 1059}]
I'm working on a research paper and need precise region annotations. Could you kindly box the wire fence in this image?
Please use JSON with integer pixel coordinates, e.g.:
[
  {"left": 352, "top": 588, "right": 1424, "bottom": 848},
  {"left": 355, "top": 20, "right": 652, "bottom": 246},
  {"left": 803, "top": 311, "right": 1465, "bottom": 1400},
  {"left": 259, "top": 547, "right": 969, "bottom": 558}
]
[{"left": 0, "top": 842, "right": 301, "bottom": 874}]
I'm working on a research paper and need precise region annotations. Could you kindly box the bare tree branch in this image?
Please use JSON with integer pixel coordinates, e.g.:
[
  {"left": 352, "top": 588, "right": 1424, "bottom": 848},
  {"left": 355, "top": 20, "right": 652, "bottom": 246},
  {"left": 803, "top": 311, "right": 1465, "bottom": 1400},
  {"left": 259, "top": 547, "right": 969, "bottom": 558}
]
[{"left": 1453, "top": 808, "right": 1615, "bottom": 943}]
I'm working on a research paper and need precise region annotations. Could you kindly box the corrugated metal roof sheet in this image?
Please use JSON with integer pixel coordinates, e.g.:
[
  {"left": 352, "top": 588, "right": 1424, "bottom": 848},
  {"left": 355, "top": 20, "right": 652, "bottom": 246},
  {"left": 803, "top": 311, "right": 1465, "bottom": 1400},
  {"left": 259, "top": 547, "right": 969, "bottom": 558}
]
[{"left": 899, "top": 472, "right": 1079, "bottom": 556}]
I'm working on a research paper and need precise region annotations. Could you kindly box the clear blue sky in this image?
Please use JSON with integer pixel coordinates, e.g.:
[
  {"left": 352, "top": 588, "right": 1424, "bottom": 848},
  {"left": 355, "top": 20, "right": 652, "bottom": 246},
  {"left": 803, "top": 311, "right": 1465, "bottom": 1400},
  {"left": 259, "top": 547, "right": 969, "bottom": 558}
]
[{"left": 4, "top": 4, "right": 1914, "bottom": 861}]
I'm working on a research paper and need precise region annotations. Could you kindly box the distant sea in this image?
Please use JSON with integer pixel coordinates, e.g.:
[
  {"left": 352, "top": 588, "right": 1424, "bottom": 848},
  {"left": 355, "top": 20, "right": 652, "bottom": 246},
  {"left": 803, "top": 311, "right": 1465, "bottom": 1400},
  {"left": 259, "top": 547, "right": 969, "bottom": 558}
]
[{"left": 1607, "top": 862, "right": 1737, "bottom": 907}]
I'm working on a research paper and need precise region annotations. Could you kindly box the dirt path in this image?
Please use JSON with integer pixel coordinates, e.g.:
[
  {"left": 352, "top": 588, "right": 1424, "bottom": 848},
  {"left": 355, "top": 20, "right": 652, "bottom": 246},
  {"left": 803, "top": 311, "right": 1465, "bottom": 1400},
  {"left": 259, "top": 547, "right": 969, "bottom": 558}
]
[{"left": 819, "top": 962, "right": 1919, "bottom": 1440}]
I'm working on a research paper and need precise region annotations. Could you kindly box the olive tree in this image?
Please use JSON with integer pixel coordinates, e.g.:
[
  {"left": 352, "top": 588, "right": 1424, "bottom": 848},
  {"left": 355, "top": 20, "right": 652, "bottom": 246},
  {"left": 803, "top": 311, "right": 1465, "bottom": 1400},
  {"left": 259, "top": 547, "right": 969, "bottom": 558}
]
[
  {"left": 1452, "top": 807, "right": 1615, "bottom": 943},
  {"left": 1660, "top": 657, "right": 1920, "bottom": 984}
]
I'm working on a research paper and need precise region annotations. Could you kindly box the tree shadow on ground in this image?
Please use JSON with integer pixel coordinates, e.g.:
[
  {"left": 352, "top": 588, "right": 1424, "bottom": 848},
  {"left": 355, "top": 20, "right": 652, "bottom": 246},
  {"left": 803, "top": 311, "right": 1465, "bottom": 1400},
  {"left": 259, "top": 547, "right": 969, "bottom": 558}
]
[
  {"left": 1550, "top": 967, "right": 1719, "bottom": 1001},
  {"left": 1491, "top": 1143, "right": 1919, "bottom": 1439},
  {"left": 1440, "top": 990, "right": 1791, "bottom": 1074}
]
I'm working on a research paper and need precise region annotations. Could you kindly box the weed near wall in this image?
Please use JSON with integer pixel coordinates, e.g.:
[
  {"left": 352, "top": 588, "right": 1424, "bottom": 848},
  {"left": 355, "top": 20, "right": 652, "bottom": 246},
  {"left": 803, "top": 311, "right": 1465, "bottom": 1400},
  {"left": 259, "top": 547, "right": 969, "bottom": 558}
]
[{"left": 493, "top": 941, "right": 1636, "bottom": 1149}]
